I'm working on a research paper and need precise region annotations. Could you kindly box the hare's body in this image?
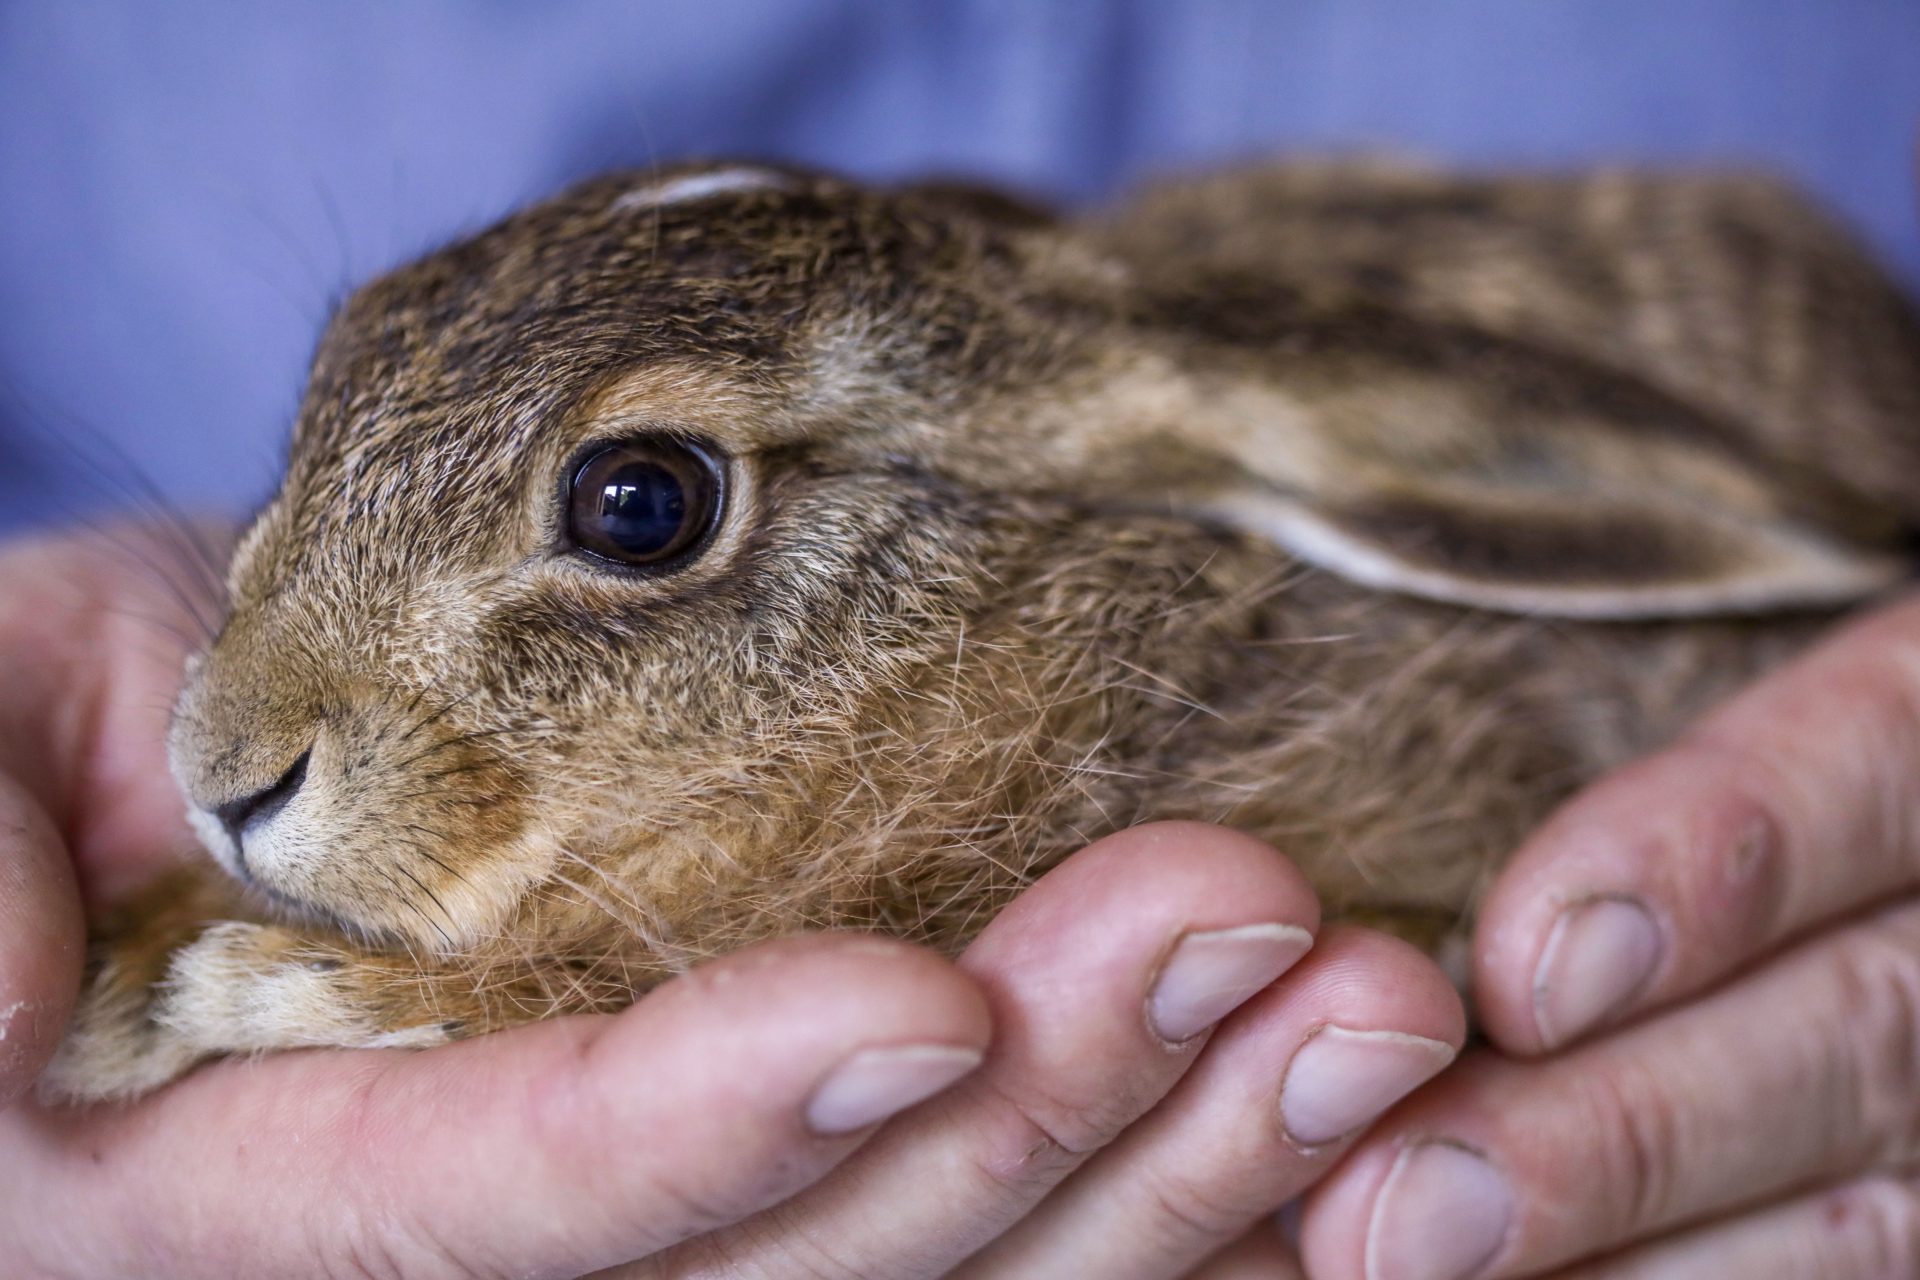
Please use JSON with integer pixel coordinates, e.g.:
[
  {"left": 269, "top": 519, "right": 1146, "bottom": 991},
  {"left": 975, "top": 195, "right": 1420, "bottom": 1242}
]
[{"left": 49, "top": 160, "right": 1920, "bottom": 1100}]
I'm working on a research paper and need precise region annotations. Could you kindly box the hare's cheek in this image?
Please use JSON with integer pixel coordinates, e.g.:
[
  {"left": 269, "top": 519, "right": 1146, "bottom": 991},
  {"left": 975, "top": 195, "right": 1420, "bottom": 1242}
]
[{"left": 189, "top": 714, "right": 549, "bottom": 953}]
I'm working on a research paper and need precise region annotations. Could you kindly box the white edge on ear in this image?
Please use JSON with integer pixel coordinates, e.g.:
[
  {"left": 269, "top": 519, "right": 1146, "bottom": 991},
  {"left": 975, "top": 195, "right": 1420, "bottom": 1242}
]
[
  {"left": 610, "top": 167, "right": 797, "bottom": 213},
  {"left": 1205, "top": 492, "right": 1909, "bottom": 620}
]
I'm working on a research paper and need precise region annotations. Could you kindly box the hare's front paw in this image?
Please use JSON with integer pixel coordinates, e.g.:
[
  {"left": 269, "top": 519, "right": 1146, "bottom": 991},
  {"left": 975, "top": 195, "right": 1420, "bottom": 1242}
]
[
  {"left": 153, "top": 922, "right": 460, "bottom": 1054},
  {"left": 42, "top": 922, "right": 461, "bottom": 1104},
  {"left": 40, "top": 946, "right": 209, "bottom": 1104}
]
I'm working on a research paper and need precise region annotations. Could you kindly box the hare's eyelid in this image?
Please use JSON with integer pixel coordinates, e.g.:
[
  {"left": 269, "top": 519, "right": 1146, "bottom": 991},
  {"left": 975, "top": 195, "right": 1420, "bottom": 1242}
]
[{"left": 557, "top": 427, "right": 727, "bottom": 470}]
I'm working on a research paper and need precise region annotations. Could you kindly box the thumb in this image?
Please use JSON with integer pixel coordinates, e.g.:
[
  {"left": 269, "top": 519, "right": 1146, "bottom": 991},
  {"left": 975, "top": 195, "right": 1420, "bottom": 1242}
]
[{"left": 0, "top": 771, "right": 83, "bottom": 1104}]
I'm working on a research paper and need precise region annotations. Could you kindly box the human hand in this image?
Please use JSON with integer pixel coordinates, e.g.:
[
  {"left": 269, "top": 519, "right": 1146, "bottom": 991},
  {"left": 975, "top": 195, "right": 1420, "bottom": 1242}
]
[
  {"left": 1299, "top": 597, "right": 1920, "bottom": 1278},
  {"left": 0, "top": 524, "right": 1466, "bottom": 1278},
  {"left": 632, "top": 826, "right": 1463, "bottom": 1280}
]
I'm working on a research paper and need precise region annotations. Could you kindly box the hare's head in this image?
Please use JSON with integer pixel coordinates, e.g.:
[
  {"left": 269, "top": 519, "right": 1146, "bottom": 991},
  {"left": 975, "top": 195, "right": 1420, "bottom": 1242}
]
[{"left": 167, "top": 161, "right": 1902, "bottom": 954}]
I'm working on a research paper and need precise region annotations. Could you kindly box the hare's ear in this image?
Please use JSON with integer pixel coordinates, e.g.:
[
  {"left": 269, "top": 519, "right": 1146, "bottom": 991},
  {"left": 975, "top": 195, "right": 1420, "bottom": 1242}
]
[
  {"left": 1115, "top": 332, "right": 1909, "bottom": 620},
  {"left": 1199, "top": 482, "right": 1904, "bottom": 619},
  {"left": 608, "top": 163, "right": 806, "bottom": 212}
]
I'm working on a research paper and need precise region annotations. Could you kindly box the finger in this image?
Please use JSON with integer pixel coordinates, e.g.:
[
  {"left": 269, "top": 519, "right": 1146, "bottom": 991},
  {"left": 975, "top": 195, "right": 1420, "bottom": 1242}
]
[
  {"left": 1187, "top": 1220, "right": 1307, "bottom": 1279},
  {"left": 0, "top": 773, "right": 83, "bottom": 1104},
  {"left": 1300, "top": 898, "right": 1920, "bottom": 1280},
  {"left": 0, "top": 933, "right": 990, "bottom": 1280},
  {"left": 956, "top": 927, "right": 1462, "bottom": 1280},
  {"left": 1551, "top": 1175, "right": 1920, "bottom": 1279},
  {"left": 0, "top": 524, "right": 216, "bottom": 901},
  {"left": 648, "top": 822, "right": 1322, "bottom": 1280},
  {"left": 1476, "top": 594, "right": 1920, "bottom": 1053}
]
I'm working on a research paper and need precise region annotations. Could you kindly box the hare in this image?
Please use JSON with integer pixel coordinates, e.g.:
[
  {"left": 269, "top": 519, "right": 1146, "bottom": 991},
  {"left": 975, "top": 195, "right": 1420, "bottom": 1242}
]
[{"left": 45, "top": 159, "right": 1920, "bottom": 1101}]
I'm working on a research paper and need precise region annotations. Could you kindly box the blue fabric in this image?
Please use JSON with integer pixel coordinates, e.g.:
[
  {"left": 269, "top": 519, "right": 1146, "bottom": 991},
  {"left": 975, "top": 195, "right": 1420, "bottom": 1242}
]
[{"left": 3, "top": 1, "right": 1917, "bottom": 532}]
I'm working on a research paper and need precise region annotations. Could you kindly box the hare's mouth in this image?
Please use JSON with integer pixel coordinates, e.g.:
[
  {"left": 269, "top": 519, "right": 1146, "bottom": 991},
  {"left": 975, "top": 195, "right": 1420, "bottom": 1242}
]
[
  {"left": 206, "top": 749, "right": 309, "bottom": 873},
  {"left": 174, "top": 685, "right": 546, "bottom": 953},
  {"left": 183, "top": 794, "right": 379, "bottom": 935}
]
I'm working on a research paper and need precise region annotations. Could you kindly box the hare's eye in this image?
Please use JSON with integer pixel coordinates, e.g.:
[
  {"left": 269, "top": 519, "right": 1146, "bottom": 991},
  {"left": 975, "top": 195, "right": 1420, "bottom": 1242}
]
[{"left": 566, "top": 438, "right": 725, "bottom": 568}]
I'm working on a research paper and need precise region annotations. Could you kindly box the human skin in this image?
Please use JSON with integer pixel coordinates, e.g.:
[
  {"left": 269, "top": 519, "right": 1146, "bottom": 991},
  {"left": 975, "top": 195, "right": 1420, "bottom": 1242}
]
[
  {"left": 0, "top": 524, "right": 1465, "bottom": 1278},
  {"left": 9, "top": 521, "right": 1917, "bottom": 1277},
  {"left": 1298, "top": 596, "right": 1920, "bottom": 1279}
]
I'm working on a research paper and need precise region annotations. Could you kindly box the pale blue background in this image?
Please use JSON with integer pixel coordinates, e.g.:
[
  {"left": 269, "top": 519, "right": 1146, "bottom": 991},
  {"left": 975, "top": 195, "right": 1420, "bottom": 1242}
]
[{"left": 3, "top": 1, "right": 1918, "bottom": 533}]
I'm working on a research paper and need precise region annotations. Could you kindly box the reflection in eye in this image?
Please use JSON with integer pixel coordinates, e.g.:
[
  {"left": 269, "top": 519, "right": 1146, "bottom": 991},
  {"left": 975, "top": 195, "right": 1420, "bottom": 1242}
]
[{"left": 567, "top": 438, "right": 724, "bottom": 567}]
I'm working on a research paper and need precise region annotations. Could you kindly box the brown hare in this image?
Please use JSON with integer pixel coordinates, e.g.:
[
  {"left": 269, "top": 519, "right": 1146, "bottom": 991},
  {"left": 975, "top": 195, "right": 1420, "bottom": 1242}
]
[{"left": 45, "top": 159, "right": 1920, "bottom": 1101}]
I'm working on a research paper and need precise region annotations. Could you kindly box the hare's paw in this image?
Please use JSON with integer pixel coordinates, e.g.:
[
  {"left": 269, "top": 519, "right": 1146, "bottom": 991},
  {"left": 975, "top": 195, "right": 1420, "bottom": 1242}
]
[
  {"left": 40, "top": 922, "right": 462, "bottom": 1104},
  {"left": 153, "top": 922, "right": 460, "bottom": 1055},
  {"left": 39, "top": 953, "right": 209, "bottom": 1103}
]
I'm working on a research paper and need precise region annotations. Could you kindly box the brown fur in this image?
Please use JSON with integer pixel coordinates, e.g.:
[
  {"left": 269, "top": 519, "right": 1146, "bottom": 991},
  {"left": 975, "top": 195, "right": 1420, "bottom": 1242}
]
[{"left": 44, "top": 158, "right": 1920, "bottom": 1100}]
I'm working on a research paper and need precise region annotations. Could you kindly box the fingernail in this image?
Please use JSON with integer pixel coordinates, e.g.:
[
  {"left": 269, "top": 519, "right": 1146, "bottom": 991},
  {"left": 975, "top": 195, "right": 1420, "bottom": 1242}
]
[
  {"left": 1280, "top": 1026, "right": 1458, "bottom": 1147},
  {"left": 1148, "top": 923, "right": 1315, "bottom": 1042},
  {"left": 1365, "top": 1141, "right": 1514, "bottom": 1280},
  {"left": 804, "top": 1043, "right": 984, "bottom": 1135},
  {"left": 1531, "top": 896, "right": 1662, "bottom": 1049}
]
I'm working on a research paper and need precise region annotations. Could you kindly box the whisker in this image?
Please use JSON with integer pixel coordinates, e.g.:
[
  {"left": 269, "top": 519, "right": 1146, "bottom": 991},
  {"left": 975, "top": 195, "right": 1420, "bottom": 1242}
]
[
  {"left": 394, "top": 688, "right": 485, "bottom": 749},
  {"left": 374, "top": 865, "right": 455, "bottom": 951},
  {"left": 389, "top": 724, "right": 523, "bottom": 771},
  {"left": 396, "top": 828, "right": 473, "bottom": 887}
]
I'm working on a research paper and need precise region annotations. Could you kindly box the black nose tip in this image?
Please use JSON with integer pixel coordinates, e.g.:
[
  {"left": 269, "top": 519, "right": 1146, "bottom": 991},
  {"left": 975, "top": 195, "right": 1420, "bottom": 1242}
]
[{"left": 213, "top": 748, "right": 311, "bottom": 843}]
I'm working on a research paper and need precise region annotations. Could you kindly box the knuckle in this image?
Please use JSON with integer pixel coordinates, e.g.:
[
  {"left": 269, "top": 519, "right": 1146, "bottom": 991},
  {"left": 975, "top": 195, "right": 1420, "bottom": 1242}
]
[
  {"left": 958, "top": 1072, "right": 1147, "bottom": 1200},
  {"left": 1663, "top": 738, "right": 1797, "bottom": 950},
  {"left": 1015, "top": 1071, "right": 1159, "bottom": 1156},
  {"left": 320, "top": 1234, "right": 409, "bottom": 1280},
  {"left": 1572, "top": 1057, "right": 1684, "bottom": 1237},
  {"left": 1834, "top": 1175, "right": 1920, "bottom": 1277},
  {"left": 1704, "top": 799, "right": 1792, "bottom": 951},
  {"left": 1825, "top": 916, "right": 1920, "bottom": 1166},
  {"left": 1798, "top": 631, "right": 1920, "bottom": 870},
  {"left": 962, "top": 1106, "right": 1083, "bottom": 1203},
  {"left": 1137, "top": 1177, "right": 1256, "bottom": 1248}
]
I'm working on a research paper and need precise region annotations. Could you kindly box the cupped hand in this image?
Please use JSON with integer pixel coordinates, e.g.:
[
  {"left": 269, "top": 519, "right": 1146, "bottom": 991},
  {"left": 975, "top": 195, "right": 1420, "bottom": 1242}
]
[
  {"left": 0, "top": 523, "right": 1466, "bottom": 1279},
  {"left": 1301, "top": 596, "right": 1920, "bottom": 1279}
]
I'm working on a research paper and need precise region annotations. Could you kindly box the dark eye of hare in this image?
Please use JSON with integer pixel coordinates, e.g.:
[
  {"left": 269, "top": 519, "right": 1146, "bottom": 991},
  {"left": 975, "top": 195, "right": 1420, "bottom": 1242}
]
[{"left": 566, "top": 438, "right": 725, "bottom": 568}]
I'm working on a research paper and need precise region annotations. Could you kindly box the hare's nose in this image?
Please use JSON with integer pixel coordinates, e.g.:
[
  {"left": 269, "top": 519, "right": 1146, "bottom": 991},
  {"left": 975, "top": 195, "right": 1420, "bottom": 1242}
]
[{"left": 213, "top": 748, "right": 311, "bottom": 843}]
